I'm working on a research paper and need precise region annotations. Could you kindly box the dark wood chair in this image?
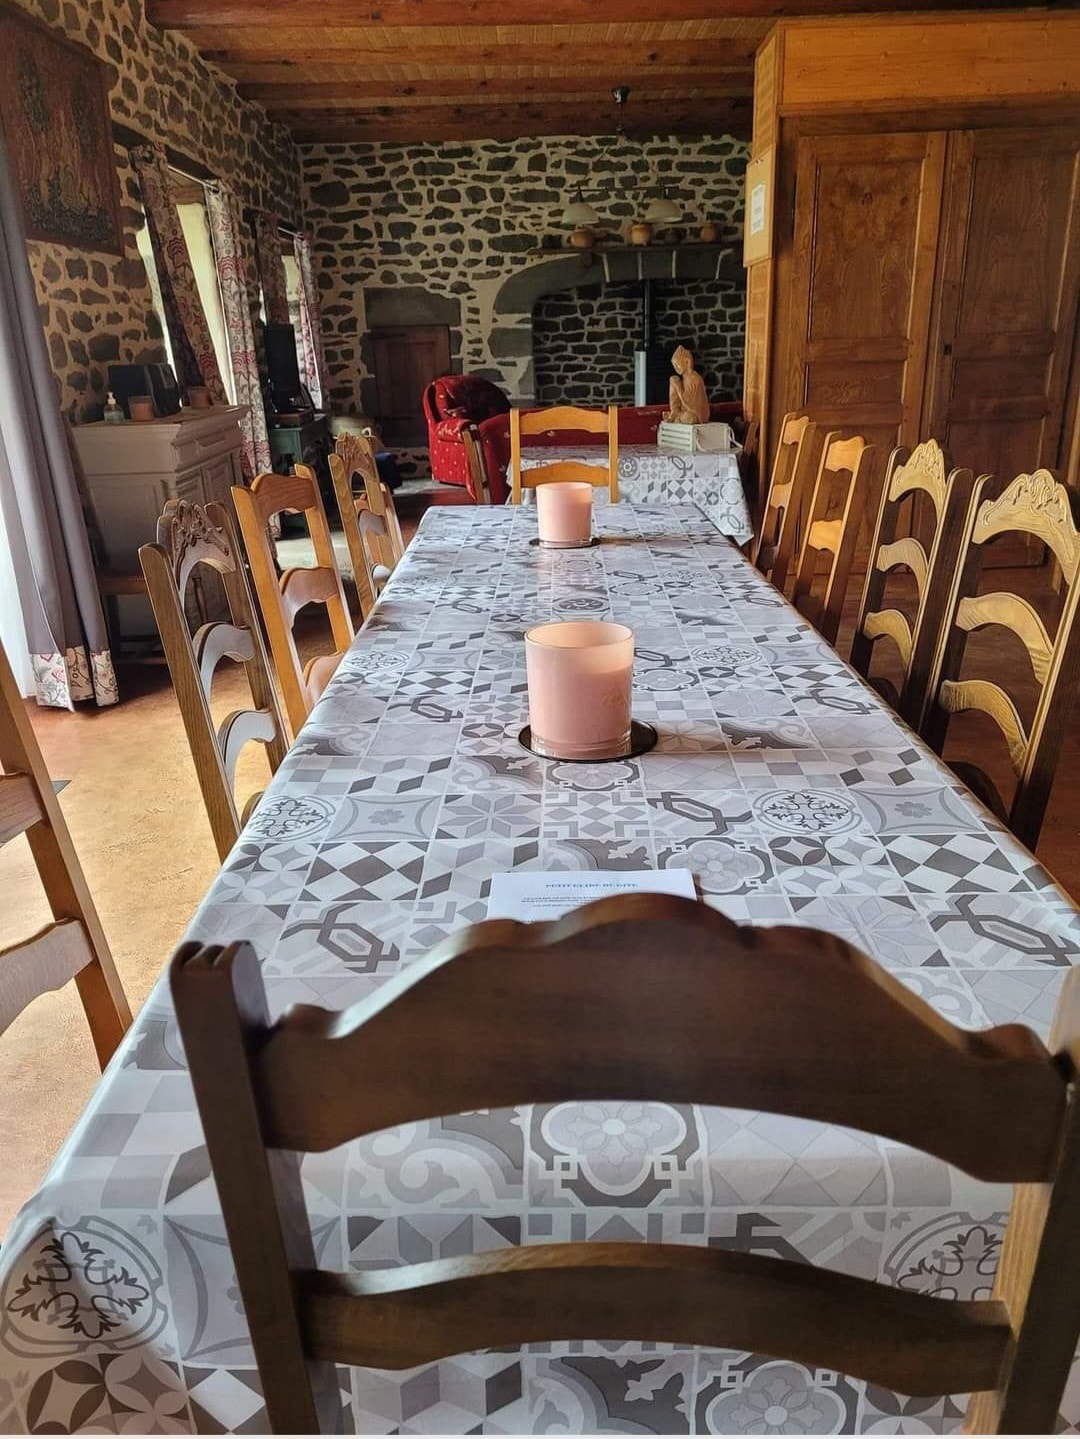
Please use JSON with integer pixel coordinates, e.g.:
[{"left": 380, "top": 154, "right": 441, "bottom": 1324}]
[
  {"left": 750, "top": 411, "right": 822, "bottom": 590},
  {"left": 232, "top": 469, "right": 354, "bottom": 738},
  {"left": 462, "top": 423, "right": 492, "bottom": 505},
  {"left": 172, "top": 894, "right": 1080, "bottom": 1436},
  {"left": 921, "top": 468, "right": 1080, "bottom": 850},
  {"left": 0, "top": 638, "right": 131, "bottom": 1067},
  {"left": 850, "top": 440, "right": 977, "bottom": 726},
  {"left": 791, "top": 431, "right": 879, "bottom": 645},
  {"left": 140, "top": 499, "right": 289, "bottom": 863}
]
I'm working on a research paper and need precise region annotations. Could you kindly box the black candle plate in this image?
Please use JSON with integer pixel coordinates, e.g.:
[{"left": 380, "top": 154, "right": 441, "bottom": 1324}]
[{"left": 517, "top": 719, "right": 658, "bottom": 763}]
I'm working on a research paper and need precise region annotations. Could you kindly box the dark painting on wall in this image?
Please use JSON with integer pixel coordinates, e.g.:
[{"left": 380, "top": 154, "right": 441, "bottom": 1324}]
[{"left": 0, "top": 3, "right": 123, "bottom": 254}]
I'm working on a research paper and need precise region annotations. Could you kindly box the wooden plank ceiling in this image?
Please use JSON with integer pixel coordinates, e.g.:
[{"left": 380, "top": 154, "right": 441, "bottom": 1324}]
[{"left": 147, "top": 0, "right": 1033, "bottom": 144}]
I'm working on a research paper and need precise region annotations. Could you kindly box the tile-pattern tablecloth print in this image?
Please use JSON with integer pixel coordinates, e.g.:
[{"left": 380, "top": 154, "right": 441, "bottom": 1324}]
[
  {"left": 520, "top": 443, "right": 753, "bottom": 544},
  {"left": 2, "top": 504, "right": 1079, "bottom": 1436}
]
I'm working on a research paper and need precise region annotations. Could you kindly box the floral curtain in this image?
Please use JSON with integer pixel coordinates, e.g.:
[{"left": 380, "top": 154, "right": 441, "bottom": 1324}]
[
  {"left": 131, "top": 145, "right": 228, "bottom": 405},
  {"left": 293, "top": 232, "right": 330, "bottom": 411},
  {"left": 205, "top": 184, "right": 271, "bottom": 480},
  {"left": 253, "top": 211, "right": 289, "bottom": 326},
  {"left": 0, "top": 129, "right": 116, "bottom": 707}
]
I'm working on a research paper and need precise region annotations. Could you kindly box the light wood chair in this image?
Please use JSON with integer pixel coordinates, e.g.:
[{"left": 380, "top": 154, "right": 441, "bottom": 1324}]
[
  {"left": 324, "top": 456, "right": 390, "bottom": 621},
  {"left": 510, "top": 404, "right": 619, "bottom": 504},
  {"left": 850, "top": 441, "right": 977, "bottom": 726},
  {"left": 140, "top": 499, "right": 289, "bottom": 863},
  {"left": 0, "top": 639, "right": 131, "bottom": 1068},
  {"left": 232, "top": 470, "right": 354, "bottom": 738},
  {"left": 334, "top": 432, "right": 405, "bottom": 571},
  {"left": 172, "top": 892, "right": 1080, "bottom": 1436},
  {"left": 462, "top": 424, "right": 491, "bottom": 505},
  {"left": 791, "top": 431, "right": 879, "bottom": 645},
  {"left": 921, "top": 468, "right": 1080, "bottom": 851},
  {"left": 750, "top": 411, "right": 821, "bottom": 590}
]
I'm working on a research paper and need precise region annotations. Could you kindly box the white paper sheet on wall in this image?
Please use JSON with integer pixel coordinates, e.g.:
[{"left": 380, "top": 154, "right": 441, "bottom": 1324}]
[{"left": 487, "top": 868, "right": 697, "bottom": 923}]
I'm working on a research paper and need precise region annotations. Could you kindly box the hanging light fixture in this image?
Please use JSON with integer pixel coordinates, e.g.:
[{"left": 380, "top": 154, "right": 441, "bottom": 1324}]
[
  {"left": 644, "top": 186, "right": 682, "bottom": 224},
  {"left": 562, "top": 187, "right": 600, "bottom": 227}
]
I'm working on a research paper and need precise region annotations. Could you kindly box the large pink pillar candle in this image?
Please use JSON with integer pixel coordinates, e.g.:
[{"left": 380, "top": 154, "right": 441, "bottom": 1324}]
[
  {"left": 525, "top": 620, "right": 634, "bottom": 760},
  {"left": 536, "top": 482, "right": 593, "bottom": 547}
]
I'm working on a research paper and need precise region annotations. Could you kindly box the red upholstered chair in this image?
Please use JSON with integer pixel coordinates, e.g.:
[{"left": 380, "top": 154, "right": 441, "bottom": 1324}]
[{"left": 423, "top": 375, "right": 512, "bottom": 504}]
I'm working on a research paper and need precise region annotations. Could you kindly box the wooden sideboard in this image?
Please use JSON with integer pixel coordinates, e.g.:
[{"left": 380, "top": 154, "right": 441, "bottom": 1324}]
[{"left": 74, "top": 405, "right": 247, "bottom": 638}]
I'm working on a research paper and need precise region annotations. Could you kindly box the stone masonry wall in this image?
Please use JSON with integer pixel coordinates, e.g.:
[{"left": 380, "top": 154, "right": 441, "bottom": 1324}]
[
  {"left": 300, "top": 133, "right": 749, "bottom": 425},
  {"left": 534, "top": 278, "right": 745, "bottom": 407},
  {"left": 9, "top": 0, "right": 300, "bottom": 423}
]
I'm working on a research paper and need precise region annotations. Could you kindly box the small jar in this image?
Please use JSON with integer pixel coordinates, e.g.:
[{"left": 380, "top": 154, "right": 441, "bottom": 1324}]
[{"left": 128, "top": 395, "right": 156, "bottom": 422}]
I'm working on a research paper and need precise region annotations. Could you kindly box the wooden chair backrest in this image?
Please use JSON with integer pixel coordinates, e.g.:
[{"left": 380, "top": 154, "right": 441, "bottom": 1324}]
[
  {"left": 140, "top": 499, "right": 289, "bottom": 863},
  {"left": 231, "top": 470, "right": 354, "bottom": 737},
  {"left": 791, "top": 431, "right": 879, "bottom": 645},
  {"left": 0, "top": 639, "right": 130, "bottom": 1067},
  {"left": 172, "top": 893, "right": 1080, "bottom": 1436},
  {"left": 922, "top": 468, "right": 1080, "bottom": 849},
  {"left": 751, "top": 411, "right": 821, "bottom": 590},
  {"left": 461, "top": 423, "right": 491, "bottom": 505},
  {"left": 334, "top": 432, "right": 404, "bottom": 570},
  {"left": 850, "top": 441, "right": 977, "bottom": 727},
  {"left": 325, "top": 455, "right": 386, "bottom": 619},
  {"left": 510, "top": 404, "right": 619, "bottom": 504}
]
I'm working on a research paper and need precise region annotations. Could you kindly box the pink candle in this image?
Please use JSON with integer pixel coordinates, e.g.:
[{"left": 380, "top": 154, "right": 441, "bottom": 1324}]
[
  {"left": 525, "top": 620, "right": 634, "bottom": 760},
  {"left": 536, "top": 482, "right": 593, "bottom": 547}
]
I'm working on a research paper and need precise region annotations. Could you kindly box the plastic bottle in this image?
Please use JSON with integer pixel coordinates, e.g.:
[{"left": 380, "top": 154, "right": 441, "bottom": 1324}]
[{"left": 103, "top": 391, "right": 125, "bottom": 424}]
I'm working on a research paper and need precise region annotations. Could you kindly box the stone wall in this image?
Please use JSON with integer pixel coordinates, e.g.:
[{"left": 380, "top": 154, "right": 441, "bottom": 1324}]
[
  {"left": 8, "top": 0, "right": 300, "bottom": 423},
  {"left": 301, "top": 133, "right": 749, "bottom": 426},
  {"left": 533, "top": 278, "right": 745, "bottom": 407}
]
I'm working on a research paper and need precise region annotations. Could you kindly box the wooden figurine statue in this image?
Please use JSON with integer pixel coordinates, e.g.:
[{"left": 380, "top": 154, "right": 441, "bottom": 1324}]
[{"left": 664, "top": 345, "right": 711, "bottom": 425}]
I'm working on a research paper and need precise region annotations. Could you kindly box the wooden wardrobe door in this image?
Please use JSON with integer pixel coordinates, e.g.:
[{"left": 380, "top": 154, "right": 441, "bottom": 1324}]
[
  {"left": 787, "top": 132, "right": 946, "bottom": 463},
  {"left": 925, "top": 127, "right": 1080, "bottom": 484}
]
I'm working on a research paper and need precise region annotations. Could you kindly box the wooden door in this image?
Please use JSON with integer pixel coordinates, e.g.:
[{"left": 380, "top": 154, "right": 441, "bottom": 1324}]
[
  {"left": 924, "top": 127, "right": 1080, "bottom": 483},
  {"left": 786, "top": 131, "right": 946, "bottom": 464},
  {"left": 371, "top": 325, "right": 451, "bottom": 447}
]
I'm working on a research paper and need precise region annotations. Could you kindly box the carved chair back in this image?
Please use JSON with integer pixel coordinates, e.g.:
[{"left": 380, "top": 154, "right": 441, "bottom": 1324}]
[
  {"left": 510, "top": 404, "right": 619, "bottom": 504},
  {"left": 791, "top": 431, "right": 880, "bottom": 645},
  {"left": 231, "top": 471, "right": 354, "bottom": 737},
  {"left": 462, "top": 423, "right": 491, "bottom": 505},
  {"left": 751, "top": 411, "right": 822, "bottom": 590},
  {"left": 172, "top": 893, "right": 1080, "bottom": 1435},
  {"left": 922, "top": 468, "right": 1080, "bottom": 849},
  {"left": 334, "top": 432, "right": 405, "bottom": 571},
  {"left": 850, "top": 441, "right": 977, "bottom": 726},
  {"left": 140, "top": 499, "right": 289, "bottom": 862}
]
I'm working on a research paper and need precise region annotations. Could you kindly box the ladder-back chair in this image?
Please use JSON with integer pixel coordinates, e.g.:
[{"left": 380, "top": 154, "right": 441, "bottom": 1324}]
[
  {"left": 334, "top": 432, "right": 405, "bottom": 571},
  {"left": 0, "top": 639, "right": 130, "bottom": 1067},
  {"left": 172, "top": 893, "right": 1080, "bottom": 1435},
  {"left": 510, "top": 404, "right": 619, "bottom": 504},
  {"left": 232, "top": 471, "right": 353, "bottom": 738},
  {"left": 850, "top": 441, "right": 977, "bottom": 726},
  {"left": 751, "top": 411, "right": 821, "bottom": 590},
  {"left": 140, "top": 499, "right": 289, "bottom": 863},
  {"left": 791, "top": 431, "right": 879, "bottom": 645},
  {"left": 462, "top": 423, "right": 491, "bottom": 505},
  {"left": 922, "top": 468, "right": 1080, "bottom": 850}
]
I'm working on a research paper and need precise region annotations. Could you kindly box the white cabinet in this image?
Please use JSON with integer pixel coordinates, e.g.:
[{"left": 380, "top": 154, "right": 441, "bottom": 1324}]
[{"left": 74, "top": 406, "right": 247, "bottom": 637}]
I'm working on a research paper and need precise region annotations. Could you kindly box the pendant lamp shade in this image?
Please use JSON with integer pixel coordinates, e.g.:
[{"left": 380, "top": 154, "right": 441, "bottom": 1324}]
[{"left": 563, "top": 190, "right": 600, "bottom": 226}]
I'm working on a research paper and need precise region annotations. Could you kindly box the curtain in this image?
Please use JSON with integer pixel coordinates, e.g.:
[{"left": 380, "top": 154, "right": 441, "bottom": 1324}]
[
  {"left": 293, "top": 232, "right": 330, "bottom": 410},
  {"left": 206, "top": 185, "right": 271, "bottom": 480},
  {"left": 253, "top": 210, "right": 289, "bottom": 326},
  {"left": 131, "top": 145, "right": 228, "bottom": 405},
  {"left": 0, "top": 130, "right": 116, "bottom": 707}
]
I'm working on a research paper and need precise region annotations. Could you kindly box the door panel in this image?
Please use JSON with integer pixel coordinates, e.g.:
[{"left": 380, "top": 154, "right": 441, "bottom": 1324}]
[
  {"left": 925, "top": 127, "right": 1080, "bottom": 483},
  {"left": 371, "top": 325, "right": 451, "bottom": 447}
]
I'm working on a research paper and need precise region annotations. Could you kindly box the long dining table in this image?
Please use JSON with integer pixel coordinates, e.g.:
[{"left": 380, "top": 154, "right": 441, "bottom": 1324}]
[{"left": 2, "top": 502, "right": 1078, "bottom": 1436}]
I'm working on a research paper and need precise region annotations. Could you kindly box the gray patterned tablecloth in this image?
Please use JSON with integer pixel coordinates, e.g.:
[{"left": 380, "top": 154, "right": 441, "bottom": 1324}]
[
  {"left": 521, "top": 443, "right": 752, "bottom": 544},
  {"left": 2, "top": 504, "right": 1078, "bottom": 1436}
]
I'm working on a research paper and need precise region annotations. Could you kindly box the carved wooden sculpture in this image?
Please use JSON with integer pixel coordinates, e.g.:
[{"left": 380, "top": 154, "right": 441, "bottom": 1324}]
[{"left": 664, "top": 344, "right": 710, "bottom": 425}]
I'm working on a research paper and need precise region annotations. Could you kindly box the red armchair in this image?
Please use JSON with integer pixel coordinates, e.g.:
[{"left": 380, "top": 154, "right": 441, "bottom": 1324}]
[{"left": 423, "top": 375, "right": 512, "bottom": 504}]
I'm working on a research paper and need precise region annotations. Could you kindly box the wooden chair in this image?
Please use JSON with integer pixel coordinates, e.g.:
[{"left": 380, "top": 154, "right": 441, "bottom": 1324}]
[
  {"left": 172, "top": 892, "right": 1080, "bottom": 1436},
  {"left": 334, "top": 431, "right": 405, "bottom": 571},
  {"left": 510, "top": 404, "right": 619, "bottom": 504},
  {"left": 750, "top": 411, "right": 821, "bottom": 590},
  {"left": 462, "top": 423, "right": 491, "bottom": 505},
  {"left": 791, "top": 431, "right": 879, "bottom": 645},
  {"left": 231, "top": 470, "right": 354, "bottom": 738},
  {"left": 921, "top": 468, "right": 1080, "bottom": 851},
  {"left": 320, "top": 458, "right": 386, "bottom": 622},
  {"left": 850, "top": 441, "right": 977, "bottom": 726},
  {"left": 0, "top": 639, "right": 130, "bottom": 1068},
  {"left": 140, "top": 499, "right": 289, "bottom": 864}
]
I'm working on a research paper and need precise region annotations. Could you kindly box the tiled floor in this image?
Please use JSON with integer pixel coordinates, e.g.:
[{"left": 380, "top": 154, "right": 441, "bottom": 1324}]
[{"left": 1, "top": 524, "right": 1078, "bottom": 1235}]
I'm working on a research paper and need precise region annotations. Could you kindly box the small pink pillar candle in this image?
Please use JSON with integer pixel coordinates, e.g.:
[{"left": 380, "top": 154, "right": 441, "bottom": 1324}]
[
  {"left": 536, "top": 482, "right": 593, "bottom": 547},
  {"left": 525, "top": 620, "right": 634, "bottom": 760}
]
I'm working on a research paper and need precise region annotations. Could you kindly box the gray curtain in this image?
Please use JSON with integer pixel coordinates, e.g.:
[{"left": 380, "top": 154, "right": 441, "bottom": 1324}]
[{"left": 0, "top": 128, "right": 116, "bottom": 707}]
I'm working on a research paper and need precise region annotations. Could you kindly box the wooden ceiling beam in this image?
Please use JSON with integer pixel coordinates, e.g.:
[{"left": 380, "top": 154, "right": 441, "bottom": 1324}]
[
  {"left": 283, "top": 97, "right": 753, "bottom": 143},
  {"left": 240, "top": 72, "right": 754, "bottom": 106}
]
